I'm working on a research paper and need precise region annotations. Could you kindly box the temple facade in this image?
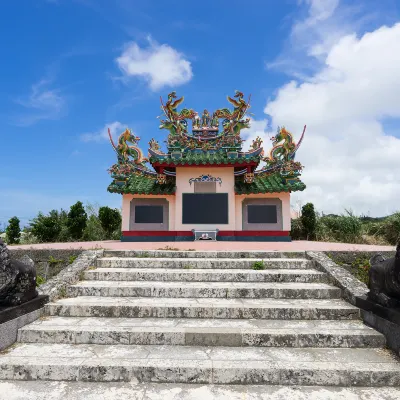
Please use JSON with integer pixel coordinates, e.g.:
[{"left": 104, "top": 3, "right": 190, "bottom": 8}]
[{"left": 107, "top": 91, "right": 306, "bottom": 241}]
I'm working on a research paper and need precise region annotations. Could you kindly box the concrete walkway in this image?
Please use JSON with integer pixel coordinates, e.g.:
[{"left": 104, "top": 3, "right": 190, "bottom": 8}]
[{"left": 9, "top": 240, "right": 396, "bottom": 252}]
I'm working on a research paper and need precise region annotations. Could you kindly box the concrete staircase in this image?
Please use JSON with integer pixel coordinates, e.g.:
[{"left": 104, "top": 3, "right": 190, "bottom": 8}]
[{"left": 1, "top": 250, "right": 400, "bottom": 388}]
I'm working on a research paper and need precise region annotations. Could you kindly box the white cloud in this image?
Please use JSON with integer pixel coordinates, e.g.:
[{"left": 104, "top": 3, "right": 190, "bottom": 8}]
[
  {"left": 264, "top": 21, "right": 400, "bottom": 217},
  {"left": 81, "top": 121, "right": 127, "bottom": 142},
  {"left": 13, "top": 79, "right": 66, "bottom": 126},
  {"left": 116, "top": 38, "right": 193, "bottom": 91}
]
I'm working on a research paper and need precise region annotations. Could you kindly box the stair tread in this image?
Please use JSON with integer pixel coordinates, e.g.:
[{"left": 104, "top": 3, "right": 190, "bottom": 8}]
[
  {"left": 73, "top": 281, "right": 337, "bottom": 289},
  {"left": 98, "top": 257, "right": 310, "bottom": 262},
  {"left": 1, "top": 343, "right": 398, "bottom": 365},
  {"left": 19, "top": 316, "right": 381, "bottom": 333},
  {"left": 88, "top": 268, "right": 325, "bottom": 274},
  {"left": 48, "top": 296, "right": 357, "bottom": 308}
]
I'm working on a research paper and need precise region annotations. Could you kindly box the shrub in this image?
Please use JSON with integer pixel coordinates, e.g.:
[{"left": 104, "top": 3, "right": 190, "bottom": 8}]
[
  {"left": 290, "top": 218, "right": 304, "bottom": 240},
  {"left": 67, "top": 201, "right": 87, "bottom": 240},
  {"left": 252, "top": 260, "right": 265, "bottom": 270},
  {"left": 6, "top": 216, "right": 21, "bottom": 244},
  {"left": 98, "top": 206, "right": 121, "bottom": 238},
  {"left": 380, "top": 212, "right": 400, "bottom": 245},
  {"left": 82, "top": 203, "right": 107, "bottom": 241},
  {"left": 319, "top": 210, "right": 362, "bottom": 243},
  {"left": 30, "top": 210, "right": 63, "bottom": 243},
  {"left": 301, "top": 203, "right": 316, "bottom": 240}
]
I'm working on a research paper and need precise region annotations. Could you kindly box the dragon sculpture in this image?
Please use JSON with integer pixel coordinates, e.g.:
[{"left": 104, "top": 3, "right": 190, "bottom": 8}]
[
  {"left": 265, "top": 126, "right": 306, "bottom": 164},
  {"left": 108, "top": 128, "right": 148, "bottom": 165}
]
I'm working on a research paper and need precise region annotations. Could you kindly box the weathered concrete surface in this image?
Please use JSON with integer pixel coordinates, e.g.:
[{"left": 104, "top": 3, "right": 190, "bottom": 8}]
[
  {"left": 0, "top": 308, "right": 43, "bottom": 351},
  {"left": 85, "top": 267, "right": 329, "bottom": 283},
  {"left": 38, "top": 250, "right": 102, "bottom": 302},
  {"left": 9, "top": 241, "right": 396, "bottom": 252},
  {"left": 0, "top": 343, "right": 399, "bottom": 385},
  {"left": 306, "top": 252, "right": 369, "bottom": 305},
  {"left": 18, "top": 317, "right": 385, "bottom": 348},
  {"left": 45, "top": 296, "right": 361, "bottom": 320},
  {"left": 67, "top": 281, "right": 341, "bottom": 299},
  {"left": 1, "top": 381, "right": 400, "bottom": 400},
  {"left": 96, "top": 257, "right": 313, "bottom": 269}
]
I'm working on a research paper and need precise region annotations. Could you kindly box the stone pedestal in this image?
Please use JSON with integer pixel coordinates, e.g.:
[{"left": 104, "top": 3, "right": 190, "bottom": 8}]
[{"left": 356, "top": 295, "right": 400, "bottom": 356}]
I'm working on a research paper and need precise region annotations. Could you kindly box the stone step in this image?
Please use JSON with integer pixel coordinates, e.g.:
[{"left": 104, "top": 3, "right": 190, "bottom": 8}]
[
  {"left": 18, "top": 317, "right": 386, "bottom": 348},
  {"left": 1, "top": 343, "right": 399, "bottom": 385},
  {"left": 85, "top": 268, "right": 329, "bottom": 283},
  {"left": 46, "top": 297, "right": 360, "bottom": 320},
  {"left": 103, "top": 250, "right": 306, "bottom": 259},
  {"left": 96, "top": 257, "right": 314, "bottom": 270},
  {"left": 2, "top": 381, "right": 400, "bottom": 399},
  {"left": 67, "top": 281, "right": 341, "bottom": 299}
]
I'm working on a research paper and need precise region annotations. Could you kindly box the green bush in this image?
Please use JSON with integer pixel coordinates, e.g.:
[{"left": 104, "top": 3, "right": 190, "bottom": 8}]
[
  {"left": 98, "top": 206, "right": 121, "bottom": 238},
  {"left": 301, "top": 203, "right": 316, "bottom": 240},
  {"left": 318, "top": 210, "right": 363, "bottom": 243},
  {"left": 290, "top": 218, "right": 304, "bottom": 240},
  {"left": 82, "top": 203, "right": 107, "bottom": 241},
  {"left": 252, "top": 261, "right": 265, "bottom": 270},
  {"left": 6, "top": 216, "right": 21, "bottom": 244},
  {"left": 67, "top": 201, "right": 87, "bottom": 240},
  {"left": 380, "top": 212, "right": 400, "bottom": 245},
  {"left": 30, "top": 210, "right": 63, "bottom": 243}
]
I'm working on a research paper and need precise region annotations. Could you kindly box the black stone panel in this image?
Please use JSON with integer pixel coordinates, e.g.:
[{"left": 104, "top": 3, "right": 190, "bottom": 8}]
[
  {"left": 0, "top": 295, "right": 48, "bottom": 324},
  {"left": 182, "top": 193, "right": 228, "bottom": 224},
  {"left": 134, "top": 206, "right": 164, "bottom": 224},
  {"left": 248, "top": 205, "right": 278, "bottom": 224}
]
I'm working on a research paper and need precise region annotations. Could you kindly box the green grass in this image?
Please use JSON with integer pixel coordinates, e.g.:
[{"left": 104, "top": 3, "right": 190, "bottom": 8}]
[{"left": 252, "top": 260, "right": 265, "bottom": 270}]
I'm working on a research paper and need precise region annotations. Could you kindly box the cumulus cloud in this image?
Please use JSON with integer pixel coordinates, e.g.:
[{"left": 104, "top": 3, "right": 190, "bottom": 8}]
[
  {"left": 81, "top": 121, "right": 127, "bottom": 142},
  {"left": 116, "top": 38, "right": 193, "bottom": 91},
  {"left": 265, "top": 20, "right": 400, "bottom": 216}
]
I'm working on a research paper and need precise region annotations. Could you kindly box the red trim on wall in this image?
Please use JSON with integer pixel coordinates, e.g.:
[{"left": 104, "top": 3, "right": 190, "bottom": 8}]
[
  {"left": 122, "top": 231, "right": 193, "bottom": 237},
  {"left": 219, "top": 231, "right": 290, "bottom": 237},
  {"left": 122, "top": 230, "right": 289, "bottom": 237}
]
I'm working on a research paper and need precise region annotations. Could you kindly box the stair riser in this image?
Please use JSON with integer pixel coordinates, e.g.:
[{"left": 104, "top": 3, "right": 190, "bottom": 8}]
[
  {"left": 102, "top": 251, "right": 306, "bottom": 259},
  {"left": 96, "top": 259, "right": 313, "bottom": 269},
  {"left": 1, "top": 363, "right": 399, "bottom": 386},
  {"left": 84, "top": 271, "right": 329, "bottom": 283},
  {"left": 18, "top": 329, "right": 385, "bottom": 348},
  {"left": 67, "top": 286, "right": 341, "bottom": 299},
  {"left": 46, "top": 304, "right": 360, "bottom": 320}
]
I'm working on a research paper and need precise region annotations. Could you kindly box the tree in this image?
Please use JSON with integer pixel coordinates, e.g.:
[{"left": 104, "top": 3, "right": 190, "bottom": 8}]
[
  {"left": 30, "top": 210, "right": 63, "bottom": 243},
  {"left": 6, "top": 216, "right": 21, "bottom": 244},
  {"left": 67, "top": 201, "right": 87, "bottom": 240},
  {"left": 301, "top": 203, "right": 317, "bottom": 241},
  {"left": 98, "top": 206, "right": 122, "bottom": 237}
]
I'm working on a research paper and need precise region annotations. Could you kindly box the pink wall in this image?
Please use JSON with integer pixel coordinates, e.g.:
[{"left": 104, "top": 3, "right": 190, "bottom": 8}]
[
  {"left": 175, "top": 167, "right": 236, "bottom": 231},
  {"left": 121, "top": 194, "right": 176, "bottom": 231}
]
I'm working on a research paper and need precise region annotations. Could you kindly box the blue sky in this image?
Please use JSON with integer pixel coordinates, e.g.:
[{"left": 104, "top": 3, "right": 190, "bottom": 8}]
[{"left": 1, "top": 0, "right": 400, "bottom": 227}]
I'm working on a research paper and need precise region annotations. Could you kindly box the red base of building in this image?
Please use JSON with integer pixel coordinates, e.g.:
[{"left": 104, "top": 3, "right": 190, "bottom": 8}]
[{"left": 121, "top": 231, "right": 291, "bottom": 242}]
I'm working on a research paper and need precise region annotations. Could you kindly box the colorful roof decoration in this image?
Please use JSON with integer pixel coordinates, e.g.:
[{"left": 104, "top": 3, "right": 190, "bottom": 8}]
[{"left": 107, "top": 91, "right": 306, "bottom": 194}]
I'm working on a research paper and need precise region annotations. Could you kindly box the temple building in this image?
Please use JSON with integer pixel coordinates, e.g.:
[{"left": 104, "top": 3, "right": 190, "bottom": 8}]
[{"left": 107, "top": 91, "right": 306, "bottom": 241}]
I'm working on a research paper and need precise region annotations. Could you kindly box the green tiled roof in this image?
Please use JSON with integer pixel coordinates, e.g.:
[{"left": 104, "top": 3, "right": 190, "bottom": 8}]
[
  {"left": 235, "top": 174, "right": 306, "bottom": 194},
  {"left": 108, "top": 175, "right": 176, "bottom": 195},
  {"left": 150, "top": 153, "right": 261, "bottom": 166}
]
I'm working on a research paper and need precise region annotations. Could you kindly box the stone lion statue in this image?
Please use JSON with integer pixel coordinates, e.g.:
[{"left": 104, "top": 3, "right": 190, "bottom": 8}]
[
  {"left": 0, "top": 239, "right": 38, "bottom": 306},
  {"left": 368, "top": 242, "right": 400, "bottom": 308}
]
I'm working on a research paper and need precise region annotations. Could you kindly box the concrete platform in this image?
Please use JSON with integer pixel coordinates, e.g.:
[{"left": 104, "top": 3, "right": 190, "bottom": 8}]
[
  {"left": 9, "top": 240, "right": 397, "bottom": 252},
  {"left": 2, "top": 381, "right": 400, "bottom": 400}
]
